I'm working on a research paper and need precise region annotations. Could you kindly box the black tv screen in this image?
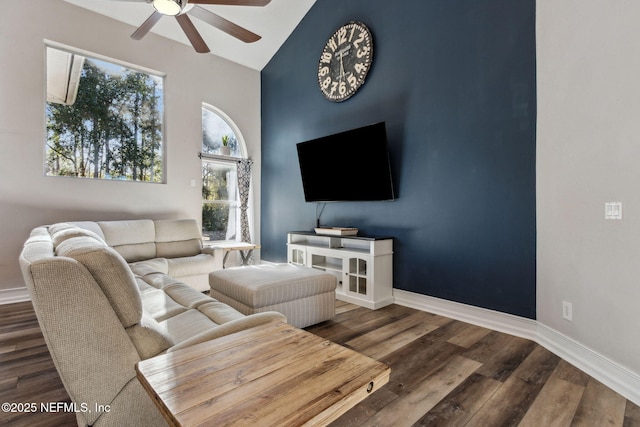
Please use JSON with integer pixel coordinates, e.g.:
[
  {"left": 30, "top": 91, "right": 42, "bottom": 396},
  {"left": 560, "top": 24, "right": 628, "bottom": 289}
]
[{"left": 296, "top": 122, "right": 395, "bottom": 202}]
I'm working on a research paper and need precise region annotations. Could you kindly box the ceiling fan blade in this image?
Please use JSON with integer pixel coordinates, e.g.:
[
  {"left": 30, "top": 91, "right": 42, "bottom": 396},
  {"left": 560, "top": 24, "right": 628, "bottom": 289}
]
[
  {"left": 131, "top": 11, "right": 163, "bottom": 40},
  {"left": 189, "top": 6, "right": 261, "bottom": 43},
  {"left": 190, "top": 0, "right": 270, "bottom": 6},
  {"left": 175, "top": 14, "right": 211, "bottom": 53}
]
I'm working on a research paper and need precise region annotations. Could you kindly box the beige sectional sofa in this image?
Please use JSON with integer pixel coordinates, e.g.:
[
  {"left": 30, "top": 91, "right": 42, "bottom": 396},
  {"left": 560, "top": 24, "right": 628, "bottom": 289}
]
[
  {"left": 19, "top": 219, "right": 286, "bottom": 427},
  {"left": 70, "top": 218, "right": 217, "bottom": 292}
]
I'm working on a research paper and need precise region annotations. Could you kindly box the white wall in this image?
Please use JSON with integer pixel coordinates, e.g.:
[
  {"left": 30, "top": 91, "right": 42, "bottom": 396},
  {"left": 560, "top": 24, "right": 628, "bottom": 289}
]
[
  {"left": 537, "top": 0, "right": 640, "bottom": 378},
  {"left": 0, "top": 0, "right": 261, "bottom": 296}
]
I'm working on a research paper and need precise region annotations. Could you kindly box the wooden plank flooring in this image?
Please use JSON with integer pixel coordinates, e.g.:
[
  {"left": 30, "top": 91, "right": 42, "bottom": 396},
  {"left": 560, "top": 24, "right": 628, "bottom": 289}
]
[
  {"left": 1, "top": 300, "right": 639, "bottom": 426},
  {"left": 307, "top": 301, "right": 640, "bottom": 427},
  {"left": 0, "top": 301, "right": 76, "bottom": 427}
]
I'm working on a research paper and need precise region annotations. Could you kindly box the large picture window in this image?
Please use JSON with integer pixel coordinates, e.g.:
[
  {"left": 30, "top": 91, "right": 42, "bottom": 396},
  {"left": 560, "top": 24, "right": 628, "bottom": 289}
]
[{"left": 45, "top": 46, "right": 164, "bottom": 182}]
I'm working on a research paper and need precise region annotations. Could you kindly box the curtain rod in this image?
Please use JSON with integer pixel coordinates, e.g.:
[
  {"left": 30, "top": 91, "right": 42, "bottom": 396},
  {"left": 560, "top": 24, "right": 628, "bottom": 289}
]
[{"left": 198, "top": 153, "right": 252, "bottom": 162}]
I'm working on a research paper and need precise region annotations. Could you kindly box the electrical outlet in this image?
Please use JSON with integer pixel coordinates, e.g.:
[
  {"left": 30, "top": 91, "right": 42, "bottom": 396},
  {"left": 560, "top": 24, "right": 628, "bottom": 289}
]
[{"left": 562, "top": 301, "right": 573, "bottom": 321}]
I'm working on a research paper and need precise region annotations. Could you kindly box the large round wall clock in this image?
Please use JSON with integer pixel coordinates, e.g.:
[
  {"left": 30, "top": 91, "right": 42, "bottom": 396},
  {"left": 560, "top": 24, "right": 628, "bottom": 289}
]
[{"left": 317, "top": 21, "right": 373, "bottom": 102}]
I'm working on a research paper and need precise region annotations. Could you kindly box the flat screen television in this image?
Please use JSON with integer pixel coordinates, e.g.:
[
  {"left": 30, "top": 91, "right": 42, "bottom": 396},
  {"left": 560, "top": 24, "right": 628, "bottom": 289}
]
[{"left": 296, "top": 122, "right": 395, "bottom": 202}]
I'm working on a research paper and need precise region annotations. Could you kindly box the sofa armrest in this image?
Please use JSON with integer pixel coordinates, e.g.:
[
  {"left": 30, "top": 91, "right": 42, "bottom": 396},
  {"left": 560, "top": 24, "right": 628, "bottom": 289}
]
[{"left": 165, "top": 311, "right": 287, "bottom": 353}]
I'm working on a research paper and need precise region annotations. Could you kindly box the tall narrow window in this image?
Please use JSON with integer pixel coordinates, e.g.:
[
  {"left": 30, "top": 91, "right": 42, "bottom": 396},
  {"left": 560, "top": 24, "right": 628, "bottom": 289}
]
[
  {"left": 202, "top": 161, "right": 238, "bottom": 241},
  {"left": 201, "top": 105, "right": 247, "bottom": 242},
  {"left": 45, "top": 46, "right": 164, "bottom": 182}
]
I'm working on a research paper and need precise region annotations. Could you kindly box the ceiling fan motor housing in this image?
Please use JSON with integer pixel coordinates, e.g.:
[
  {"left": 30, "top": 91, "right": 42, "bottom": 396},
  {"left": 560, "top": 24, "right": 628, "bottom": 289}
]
[{"left": 153, "top": 0, "right": 187, "bottom": 16}]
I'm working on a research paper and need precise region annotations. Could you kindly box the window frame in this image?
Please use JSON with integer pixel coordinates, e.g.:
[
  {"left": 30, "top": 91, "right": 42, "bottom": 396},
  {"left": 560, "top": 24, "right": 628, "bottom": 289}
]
[
  {"left": 201, "top": 156, "right": 240, "bottom": 243},
  {"left": 201, "top": 103, "right": 247, "bottom": 158},
  {"left": 200, "top": 104, "right": 248, "bottom": 243}
]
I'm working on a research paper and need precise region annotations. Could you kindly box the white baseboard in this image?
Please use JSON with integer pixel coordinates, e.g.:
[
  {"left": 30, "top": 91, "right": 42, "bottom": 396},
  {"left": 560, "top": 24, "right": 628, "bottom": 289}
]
[
  {"left": 393, "top": 288, "right": 640, "bottom": 407},
  {"left": 393, "top": 289, "right": 538, "bottom": 340},
  {"left": 0, "top": 287, "right": 30, "bottom": 305},
  {"left": 537, "top": 323, "right": 640, "bottom": 406}
]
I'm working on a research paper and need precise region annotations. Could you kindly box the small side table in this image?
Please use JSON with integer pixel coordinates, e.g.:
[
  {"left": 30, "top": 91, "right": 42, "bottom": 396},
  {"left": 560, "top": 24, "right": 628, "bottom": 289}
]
[{"left": 204, "top": 241, "right": 260, "bottom": 268}]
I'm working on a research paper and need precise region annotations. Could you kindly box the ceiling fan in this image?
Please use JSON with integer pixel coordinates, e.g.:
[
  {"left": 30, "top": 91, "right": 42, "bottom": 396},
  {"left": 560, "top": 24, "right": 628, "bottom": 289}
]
[{"left": 114, "top": 0, "right": 271, "bottom": 53}]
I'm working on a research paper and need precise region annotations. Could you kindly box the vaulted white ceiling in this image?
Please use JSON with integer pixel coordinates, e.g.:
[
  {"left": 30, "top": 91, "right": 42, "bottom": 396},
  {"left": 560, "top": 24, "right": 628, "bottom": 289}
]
[{"left": 63, "top": 0, "right": 315, "bottom": 70}]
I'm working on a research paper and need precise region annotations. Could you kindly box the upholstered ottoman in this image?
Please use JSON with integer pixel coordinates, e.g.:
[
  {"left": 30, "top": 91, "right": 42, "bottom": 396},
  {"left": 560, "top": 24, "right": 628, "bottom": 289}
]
[{"left": 209, "top": 264, "right": 337, "bottom": 328}]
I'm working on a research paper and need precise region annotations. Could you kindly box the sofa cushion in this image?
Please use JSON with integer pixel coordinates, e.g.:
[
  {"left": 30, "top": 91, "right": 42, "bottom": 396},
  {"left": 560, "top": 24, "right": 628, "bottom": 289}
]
[
  {"left": 126, "top": 313, "right": 173, "bottom": 359},
  {"left": 130, "top": 257, "right": 169, "bottom": 275},
  {"left": 155, "top": 219, "right": 202, "bottom": 258},
  {"left": 140, "top": 288, "right": 187, "bottom": 322},
  {"left": 166, "top": 311, "right": 287, "bottom": 353},
  {"left": 172, "top": 274, "right": 210, "bottom": 293},
  {"left": 157, "top": 239, "right": 201, "bottom": 259},
  {"left": 98, "top": 220, "right": 156, "bottom": 262},
  {"left": 136, "top": 277, "right": 160, "bottom": 297},
  {"left": 112, "top": 242, "right": 156, "bottom": 263},
  {"left": 55, "top": 236, "right": 143, "bottom": 328},
  {"left": 163, "top": 282, "right": 212, "bottom": 309},
  {"left": 197, "top": 300, "right": 245, "bottom": 324},
  {"left": 20, "top": 228, "right": 54, "bottom": 267},
  {"left": 158, "top": 309, "right": 224, "bottom": 344},
  {"left": 167, "top": 254, "right": 217, "bottom": 278},
  {"left": 49, "top": 223, "right": 106, "bottom": 247},
  {"left": 70, "top": 221, "right": 106, "bottom": 241},
  {"left": 136, "top": 270, "right": 185, "bottom": 291}
]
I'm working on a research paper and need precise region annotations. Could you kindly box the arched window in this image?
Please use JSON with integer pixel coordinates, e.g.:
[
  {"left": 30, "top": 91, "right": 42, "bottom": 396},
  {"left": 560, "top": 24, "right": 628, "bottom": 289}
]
[
  {"left": 201, "top": 104, "right": 247, "bottom": 242},
  {"left": 202, "top": 105, "right": 245, "bottom": 158}
]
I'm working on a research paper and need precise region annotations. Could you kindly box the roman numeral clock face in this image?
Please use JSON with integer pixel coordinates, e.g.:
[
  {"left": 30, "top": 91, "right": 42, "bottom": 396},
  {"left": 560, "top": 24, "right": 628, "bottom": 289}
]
[{"left": 318, "top": 22, "right": 373, "bottom": 102}]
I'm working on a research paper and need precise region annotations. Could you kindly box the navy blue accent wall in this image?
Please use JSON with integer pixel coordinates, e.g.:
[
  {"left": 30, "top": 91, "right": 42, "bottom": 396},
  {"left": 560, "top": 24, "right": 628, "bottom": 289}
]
[{"left": 261, "top": 0, "right": 537, "bottom": 319}]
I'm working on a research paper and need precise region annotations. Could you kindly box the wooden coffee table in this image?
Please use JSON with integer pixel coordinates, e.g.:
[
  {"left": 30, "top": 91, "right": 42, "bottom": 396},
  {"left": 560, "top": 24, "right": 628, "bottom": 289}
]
[{"left": 136, "top": 321, "right": 390, "bottom": 426}]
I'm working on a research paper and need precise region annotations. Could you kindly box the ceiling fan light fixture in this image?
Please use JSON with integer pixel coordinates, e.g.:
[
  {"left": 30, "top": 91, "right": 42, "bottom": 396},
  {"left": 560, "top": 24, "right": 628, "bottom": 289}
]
[{"left": 153, "top": 0, "right": 183, "bottom": 16}]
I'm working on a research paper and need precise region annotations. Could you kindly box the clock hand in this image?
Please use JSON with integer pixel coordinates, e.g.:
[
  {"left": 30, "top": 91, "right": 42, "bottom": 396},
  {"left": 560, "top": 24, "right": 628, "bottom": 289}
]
[
  {"left": 336, "top": 46, "right": 351, "bottom": 57},
  {"left": 336, "top": 46, "right": 350, "bottom": 80}
]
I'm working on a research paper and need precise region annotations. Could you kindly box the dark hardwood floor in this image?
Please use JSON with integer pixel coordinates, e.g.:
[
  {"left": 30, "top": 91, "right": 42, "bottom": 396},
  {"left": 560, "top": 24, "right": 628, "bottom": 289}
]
[
  {"left": 0, "top": 301, "right": 75, "bottom": 427},
  {"left": 309, "top": 301, "right": 640, "bottom": 427},
  {"left": 1, "top": 300, "right": 639, "bottom": 426}
]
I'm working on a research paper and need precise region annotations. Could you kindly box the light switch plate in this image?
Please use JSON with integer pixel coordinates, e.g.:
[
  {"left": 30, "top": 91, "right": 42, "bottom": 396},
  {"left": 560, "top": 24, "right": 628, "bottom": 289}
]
[{"left": 605, "top": 202, "right": 622, "bottom": 220}]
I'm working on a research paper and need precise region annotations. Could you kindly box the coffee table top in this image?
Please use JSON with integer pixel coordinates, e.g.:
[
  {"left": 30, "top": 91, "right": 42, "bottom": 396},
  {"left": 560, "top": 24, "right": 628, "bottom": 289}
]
[{"left": 136, "top": 321, "right": 390, "bottom": 427}]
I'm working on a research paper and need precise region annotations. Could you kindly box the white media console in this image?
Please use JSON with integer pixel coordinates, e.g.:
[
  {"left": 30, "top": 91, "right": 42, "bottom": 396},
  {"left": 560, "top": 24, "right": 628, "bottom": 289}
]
[{"left": 287, "top": 231, "right": 393, "bottom": 309}]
